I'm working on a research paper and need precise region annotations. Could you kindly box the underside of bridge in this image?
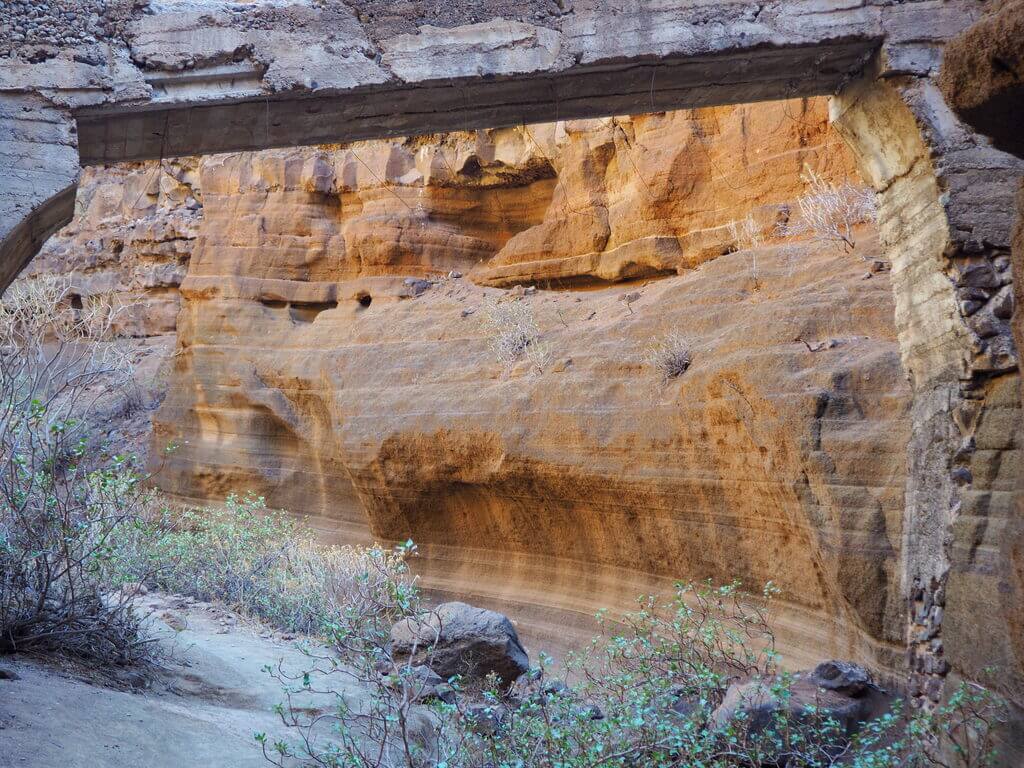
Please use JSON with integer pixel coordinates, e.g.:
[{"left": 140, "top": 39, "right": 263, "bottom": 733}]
[
  {"left": 2, "top": 0, "right": 1023, "bottom": 746},
  {"left": 75, "top": 41, "right": 877, "bottom": 164}
]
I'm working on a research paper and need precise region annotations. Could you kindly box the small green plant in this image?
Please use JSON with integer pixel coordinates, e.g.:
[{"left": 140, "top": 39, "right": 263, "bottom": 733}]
[
  {"left": 258, "top": 538, "right": 450, "bottom": 768},
  {"left": 262, "top": 579, "right": 1006, "bottom": 768},
  {"left": 0, "top": 276, "right": 151, "bottom": 663},
  {"left": 907, "top": 675, "right": 1008, "bottom": 768}
]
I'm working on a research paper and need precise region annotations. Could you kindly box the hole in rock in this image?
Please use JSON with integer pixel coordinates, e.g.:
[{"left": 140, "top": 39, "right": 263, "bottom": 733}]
[
  {"left": 991, "top": 55, "right": 1013, "bottom": 74},
  {"left": 289, "top": 300, "right": 338, "bottom": 323},
  {"left": 357, "top": 293, "right": 372, "bottom": 308},
  {"left": 460, "top": 156, "right": 482, "bottom": 178},
  {"left": 69, "top": 293, "right": 83, "bottom": 310}
]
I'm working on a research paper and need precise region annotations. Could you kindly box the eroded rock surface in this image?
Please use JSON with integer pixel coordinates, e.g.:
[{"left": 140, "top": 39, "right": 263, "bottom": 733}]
[
  {"left": 4, "top": 0, "right": 1024, "bottom": 747},
  {"left": 23, "top": 93, "right": 1023, "bottom": 721},
  {"left": 23, "top": 159, "right": 201, "bottom": 337},
  {"left": 106, "top": 98, "right": 914, "bottom": 677},
  {"left": 940, "top": 1, "right": 1024, "bottom": 734},
  {"left": 940, "top": 0, "right": 1024, "bottom": 159},
  {"left": 0, "top": 0, "right": 964, "bottom": 293}
]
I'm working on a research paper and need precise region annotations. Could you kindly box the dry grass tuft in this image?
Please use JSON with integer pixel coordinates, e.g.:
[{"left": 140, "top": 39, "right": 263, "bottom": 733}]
[
  {"left": 646, "top": 332, "right": 692, "bottom": 382},
  {"left": 481, "top": 296, "right": 551, "bottom": 375}
]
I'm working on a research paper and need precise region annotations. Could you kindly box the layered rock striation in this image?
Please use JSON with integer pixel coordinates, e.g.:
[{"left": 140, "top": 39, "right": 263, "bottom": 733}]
[
  {"left": 941, "top": 0, "right": 1024, "bottom": 730},
  {"left": 26, "top": 95, "right": 1022, "bottom": 716},
  {"left": 118, "top": 98, "right": 912, "bottom": 673},
  {"left": 5, "top": 0, "right": 1023, "bottom": 742}
]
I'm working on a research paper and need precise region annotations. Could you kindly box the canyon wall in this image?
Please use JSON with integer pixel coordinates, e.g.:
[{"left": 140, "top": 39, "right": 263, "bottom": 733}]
[
  {"left": 939, "top": 0, "right": 1024, "bottom": 729},
  {"left": 27, "top": 159, "right": 201, "bottom": 338},
  {"left": 6, "top": 0, "right": 1024, "bottom": 750},
  {"left": 27, "top": 96, "right": 1024, "bottom": 734},
  {"left": 32, "top": 98, "right": 925, "bottom": 675}
]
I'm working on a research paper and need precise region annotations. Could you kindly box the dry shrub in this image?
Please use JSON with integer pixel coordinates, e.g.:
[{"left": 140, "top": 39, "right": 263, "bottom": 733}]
[
  {"left": 780, "top": 166, "right": 877, "bottom": 252},
  {"left": 726, "top": 214, "right": 764, "bottom": 252},
  {"left": 646, "top": 332, "right": 692, "bottom": 382},
  {"left": 481, "top": 296, "right": 551, "bottom": 375},
  {"left": 726, "top": 214, "right": 765, "bottom": 286},
  {"left": 112, "top": 493, "right": 415, "bottom": 638},
  {"left": 0, "top": 276, "right": 150, "bottom": 663}
]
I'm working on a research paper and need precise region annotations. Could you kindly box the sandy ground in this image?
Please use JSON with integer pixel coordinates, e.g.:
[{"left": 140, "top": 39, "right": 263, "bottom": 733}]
[{"left": 0, "top": 593, "right": 343, "bottom": 768}]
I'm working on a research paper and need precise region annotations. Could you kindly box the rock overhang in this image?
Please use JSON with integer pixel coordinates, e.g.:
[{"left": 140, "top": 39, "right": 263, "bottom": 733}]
[{"left": 0, "top": 0, "right": 920, "bottom": 289}]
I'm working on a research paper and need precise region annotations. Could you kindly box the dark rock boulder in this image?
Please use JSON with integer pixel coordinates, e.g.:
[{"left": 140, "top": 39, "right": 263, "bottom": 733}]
[
  {"left": 390, "top": 602, "right": 529, "bottom": 686},
  {"left": 386, "top": 664, "right": 457, "bottom": 704},
  {"left": 711, "top": 661, "right": 891, "bottom": 737},
  {"left": 809, "top": 659, "right": 871, "bottom": 695},
  {"left": 463, "top": 703, "right": 509, "bottom": 735}
]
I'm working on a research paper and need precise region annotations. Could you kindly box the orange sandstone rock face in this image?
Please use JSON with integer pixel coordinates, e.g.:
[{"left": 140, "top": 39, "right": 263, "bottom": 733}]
[
  {"left": 26, "top": 159, "right": 201, "bottom": 338},
  {"left": 480, "top": 105, "right": 859, "bottom": 286},
  {"left": 145, "top": 98, "right": 910, "bottom": 671}
]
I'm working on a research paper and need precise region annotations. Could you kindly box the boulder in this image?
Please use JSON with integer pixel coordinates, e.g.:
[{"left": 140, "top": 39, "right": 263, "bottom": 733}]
[
  {"left": 401, "top": 707, "right": 442, "bottom": 768},
  {"left": 809, "top": 660, "right": 871, "bottom": 696},
  {"left": 463, "top": 703, "right": 509, "bottom": 735},
  {"left": 402, "top": 278, "right": 434, "bottom": 297},
  {"left": 508, "top": 672, "right": 572, "bottom": 708},
  {"left": 711, "top": 661, "right": 890, "bottom": 737},
  {"left": 390, "top": 602, "right": 529, "bottom": 686}
]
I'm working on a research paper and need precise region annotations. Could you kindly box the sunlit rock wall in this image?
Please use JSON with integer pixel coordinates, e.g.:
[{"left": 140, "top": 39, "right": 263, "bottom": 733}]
[
  {"left": 106, "top": 98, "right": 909, "bottom": 672},
  {"left": 24, "top": 159, "right": 202, "bottom": 338},
  {"left": 14, "top": 97, "right": 924, "bottom": 675}
]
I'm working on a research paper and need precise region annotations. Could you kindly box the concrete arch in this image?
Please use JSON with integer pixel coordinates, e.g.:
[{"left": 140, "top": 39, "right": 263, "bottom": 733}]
[
  {"left": 0, "top": 183, "right": 76, "bottom": 292},
  {"left": 833, "top": 75, "right": 1023, "bottom": 721},
  {"left": 0, "top": 92, "right": 80, "bottom": 290}
]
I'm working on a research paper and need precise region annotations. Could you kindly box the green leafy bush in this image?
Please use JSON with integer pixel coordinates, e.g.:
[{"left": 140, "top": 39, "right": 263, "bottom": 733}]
[
  {"left": 0, "top": 276, "right": 151, "bottom": 662},
  {"left": 263, "top": 581, "right": 1007, "bottom": 768}
]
